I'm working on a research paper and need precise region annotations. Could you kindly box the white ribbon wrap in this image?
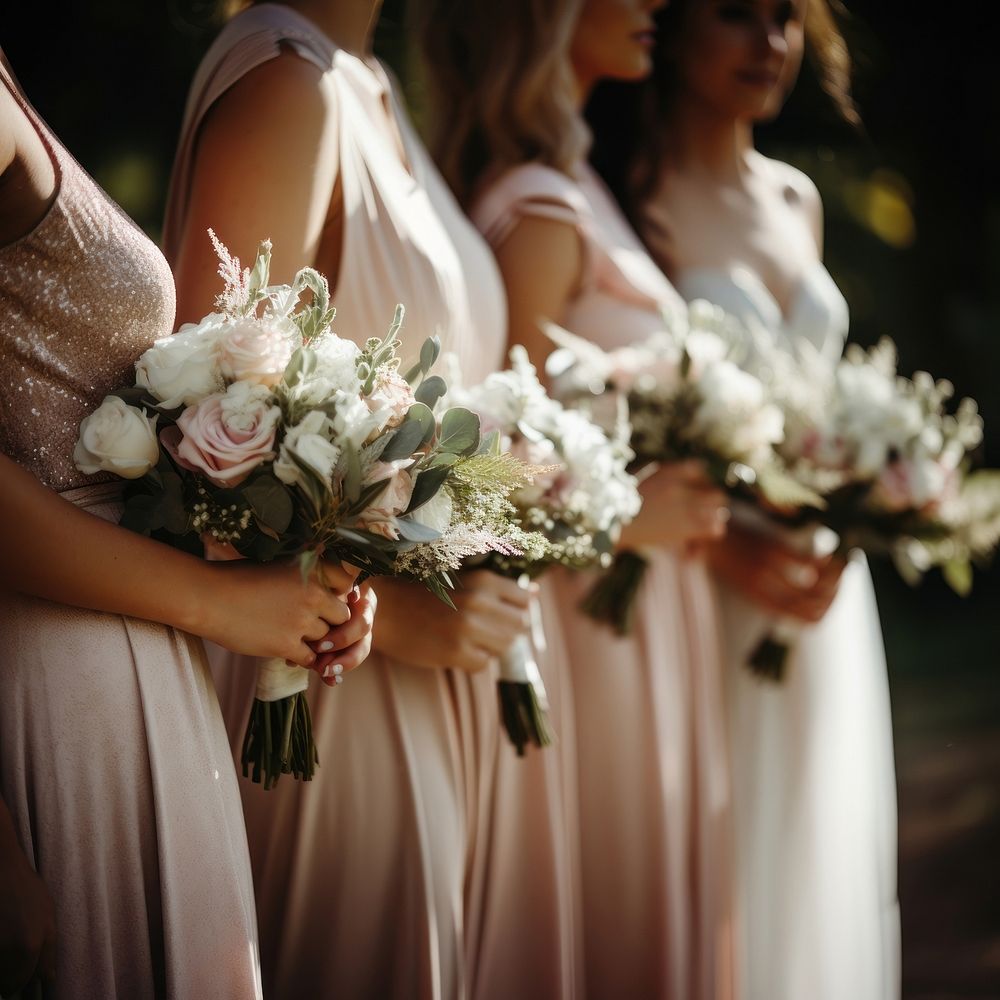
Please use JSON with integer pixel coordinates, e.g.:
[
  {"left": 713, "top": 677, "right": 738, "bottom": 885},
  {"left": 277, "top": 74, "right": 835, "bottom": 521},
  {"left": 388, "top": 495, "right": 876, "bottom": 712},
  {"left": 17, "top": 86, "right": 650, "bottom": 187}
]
[
  {"left": 498, "top": 596, "right": 551, "bottom": 712},
  {"left": 255, "top": 657, "right": 310, "bottom": 702}
]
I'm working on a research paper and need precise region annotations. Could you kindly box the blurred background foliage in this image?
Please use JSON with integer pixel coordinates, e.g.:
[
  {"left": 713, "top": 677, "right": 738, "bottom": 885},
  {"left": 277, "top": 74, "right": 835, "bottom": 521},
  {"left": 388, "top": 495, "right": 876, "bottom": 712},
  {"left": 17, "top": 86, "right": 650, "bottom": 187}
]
[{"left": 4, "top": 1, "right": 998, "bottom": 994}]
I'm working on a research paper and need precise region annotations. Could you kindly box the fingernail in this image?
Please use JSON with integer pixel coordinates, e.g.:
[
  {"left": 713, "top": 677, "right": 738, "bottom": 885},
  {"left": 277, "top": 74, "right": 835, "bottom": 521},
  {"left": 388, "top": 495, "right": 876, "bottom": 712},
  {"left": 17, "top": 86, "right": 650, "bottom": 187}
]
[
  {"left": 318, "top": 641, "right": 335, "bottom": 652},
  {"left": 323, "top": 664, "right": 334, "bottom": 678},
  {"left": 349, "top": 585, "right": 361, "bottom": 602},
  {"left": 333, "top": 663, "right": 344, "bottom": 676},
  {"left": 334, "top": 674, "right": 344, "bottom": 685}
]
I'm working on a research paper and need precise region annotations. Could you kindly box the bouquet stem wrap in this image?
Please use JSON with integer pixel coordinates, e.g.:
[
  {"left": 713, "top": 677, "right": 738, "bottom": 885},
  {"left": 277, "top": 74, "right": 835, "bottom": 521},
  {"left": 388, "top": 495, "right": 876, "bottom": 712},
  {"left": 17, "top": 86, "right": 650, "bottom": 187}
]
[
  {"left": 497, "top": 591, "right": 554, "bottom": 756},
  {"left": 241, "top": 657, "right": 317, "bottom": 788},
  {"left": 579, "top": 548, "right": 651, "bottom": 636}
]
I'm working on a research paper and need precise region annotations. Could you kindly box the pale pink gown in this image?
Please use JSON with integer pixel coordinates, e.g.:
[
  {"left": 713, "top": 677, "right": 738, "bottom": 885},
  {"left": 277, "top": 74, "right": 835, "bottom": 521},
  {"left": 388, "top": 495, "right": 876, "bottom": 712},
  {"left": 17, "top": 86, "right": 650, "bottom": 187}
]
[
  {"left": 163, "top": 6, "right": 580, "bottom": 998},
  {"left": 473, "top": 163, "right": 736, "bottom": 1000},
  {"left": 0, "top": 66, "right": 261, "bottom": 999}
]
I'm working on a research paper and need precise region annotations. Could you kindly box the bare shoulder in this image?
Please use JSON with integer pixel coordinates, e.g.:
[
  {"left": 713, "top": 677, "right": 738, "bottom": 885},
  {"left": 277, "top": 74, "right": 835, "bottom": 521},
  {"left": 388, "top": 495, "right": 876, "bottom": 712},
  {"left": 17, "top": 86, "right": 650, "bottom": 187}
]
[
  {"left": 756, "top": 153, "right": 824, "bottom": 249},
  {"left": 202, "top": 46, "right": 335, "bottom": 142}
]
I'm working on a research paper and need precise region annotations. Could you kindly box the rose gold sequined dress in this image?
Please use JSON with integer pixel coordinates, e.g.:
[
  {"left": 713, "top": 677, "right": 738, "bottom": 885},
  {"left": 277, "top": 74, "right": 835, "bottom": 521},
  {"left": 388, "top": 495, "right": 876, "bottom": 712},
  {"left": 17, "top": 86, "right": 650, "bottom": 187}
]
[{"left": 0, "top": 67, "right": 261, "bottom": 999}]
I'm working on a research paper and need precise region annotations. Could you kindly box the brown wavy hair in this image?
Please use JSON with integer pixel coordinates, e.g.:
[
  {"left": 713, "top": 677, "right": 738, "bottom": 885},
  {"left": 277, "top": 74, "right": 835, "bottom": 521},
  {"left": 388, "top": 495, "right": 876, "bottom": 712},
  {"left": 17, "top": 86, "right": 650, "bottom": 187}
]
[
  {"left": 413, "top": 0, "right": 589, "bottom": 207},
  {"left": 587, "top": 0, "right": 859, "bottom": 234}
]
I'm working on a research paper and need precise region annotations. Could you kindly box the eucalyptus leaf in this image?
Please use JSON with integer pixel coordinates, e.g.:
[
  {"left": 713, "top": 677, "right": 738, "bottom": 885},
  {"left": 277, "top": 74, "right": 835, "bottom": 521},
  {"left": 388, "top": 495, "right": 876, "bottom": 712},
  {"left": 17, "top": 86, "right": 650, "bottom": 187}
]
[
  {"left": 414, "top": 375, "right": 447, "bottom": 409},
  {"left": 380, "top": 418, "right": 427, "bottom": 462},
  {"left": 419, "top": 336, "right": 441, "bottom": 376},
  {"left": 437, "top": 407, "right": 481, "bottom": 456},
  {"left": 243, "top": 476, "right": 294, "bottom": 533}
]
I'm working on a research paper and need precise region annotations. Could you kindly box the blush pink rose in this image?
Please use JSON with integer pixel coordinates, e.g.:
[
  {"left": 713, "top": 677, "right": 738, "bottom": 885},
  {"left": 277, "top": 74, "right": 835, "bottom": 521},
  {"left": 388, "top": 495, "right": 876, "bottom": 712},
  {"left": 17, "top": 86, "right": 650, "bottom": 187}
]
[
  {"left": 357, "top": 459, "right": 416, "bottom": 540},
  {"left": 168, "top": 385, "right": 280, "bottom": 487},
  {"left": 366, "top": 371, "right": 416, "bottom": 429},
  {"left": 219, "top": 317, "right": 296, "bottom": 387}
]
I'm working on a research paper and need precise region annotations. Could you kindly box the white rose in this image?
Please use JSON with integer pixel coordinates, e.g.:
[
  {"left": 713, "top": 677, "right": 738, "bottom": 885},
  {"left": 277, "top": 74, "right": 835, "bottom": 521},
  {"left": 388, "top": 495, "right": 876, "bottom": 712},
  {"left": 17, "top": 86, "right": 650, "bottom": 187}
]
[
  {"left": 274, "top": 410, "right": 341, "bottom": 489},
  {"left": 690, "top": 362, "right": 783, "bottom": 464},
  {"left": 74, "top": 395, "right": 159, "bottom": 479},
  {"left": 332, "top": 391, "right": 381, "bottom": 448},
  {"left": 136, "top": 314, "right": 226, "bottom": 409}
]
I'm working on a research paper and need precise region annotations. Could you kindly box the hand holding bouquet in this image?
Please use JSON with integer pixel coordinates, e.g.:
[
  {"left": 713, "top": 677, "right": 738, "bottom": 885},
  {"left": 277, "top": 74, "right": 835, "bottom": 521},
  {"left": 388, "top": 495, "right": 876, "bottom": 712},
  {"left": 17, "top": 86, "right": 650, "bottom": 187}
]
[
  {"left": 545, "top": 302, "right": 821, "bottom": 634},
  {"left": 75, "top": 234, "right": 538, "bottom": 786},
  {"left": 449, "top": 347, "right": 641, "bottom": 753}
]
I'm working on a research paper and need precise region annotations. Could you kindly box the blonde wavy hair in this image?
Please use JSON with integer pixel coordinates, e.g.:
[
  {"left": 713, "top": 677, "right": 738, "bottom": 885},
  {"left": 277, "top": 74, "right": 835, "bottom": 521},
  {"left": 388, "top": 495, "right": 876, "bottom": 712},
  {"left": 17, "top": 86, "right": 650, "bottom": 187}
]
[{"left": 414, "top": 0, "right": 589, "bottom": 207}]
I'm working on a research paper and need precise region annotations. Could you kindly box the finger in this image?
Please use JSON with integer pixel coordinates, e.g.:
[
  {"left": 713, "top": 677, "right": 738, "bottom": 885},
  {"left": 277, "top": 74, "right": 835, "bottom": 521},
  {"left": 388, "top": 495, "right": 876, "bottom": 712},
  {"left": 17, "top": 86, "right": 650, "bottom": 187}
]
[
  {"left": 468, "top": 569, "right": 538, "bottom": 606},
  {"left": 287, "top": 641, "right": 317, "bottom": 669},
  {"left": 318, "top": 560, "right": 361, "bottom": 595},
  {"left": 317, "top": 591, "right": 351, "bottom": 627},
  {"left": 302, "top": 618, "right": 331, "bottom": 643},
  {"left": 317, "top": 637, "right": 371, "bottom": 684},
  {"left": 314, "top": 610, "right": 372, "bottom": 655},
  {"left": 468, "top": 595, "right": 532, "bottom": 634},
  {"left": 452, "top": 644, "right": 493, "bottom": 673}
]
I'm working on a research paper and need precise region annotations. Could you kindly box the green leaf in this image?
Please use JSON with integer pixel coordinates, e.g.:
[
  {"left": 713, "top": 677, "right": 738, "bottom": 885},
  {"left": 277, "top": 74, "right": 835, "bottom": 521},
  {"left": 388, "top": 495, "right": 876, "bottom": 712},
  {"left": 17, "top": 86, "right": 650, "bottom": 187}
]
[
  {"left": 246, "top": 240, "right": 272, "bottom": 304},
  {"left": 344, "top": 447, "right": 363, "bottom": 503},
  {"left": 420, "top": 336, "right": 441, "bottom": 375},
  {"left": 395, "top": 517, "right": 443, "bottom": 542},
  {"left": 437, "top": 407, "right": 481, "bottom": 456},
  {"left": 409, "top": 402, "right": 437, "bottom": 449},
  {"left": 120, "top": 493, "right": 165, "bottom": 535},
  {"left": 380, "top": 418, "right": 427, "bottom": 462},
  {"left": 478, "top": 429, "right": 502, "bottom": 456},
  {"left": 406, "top": 465, "right": 452, "bottom": 512},
  {"left": 942, "top": 557, "right": 973, "bottom": 596},
  {"left": 755, "top": 467, "right": 827, "bottom": 512},
  {"left": 243, "top": 475, "right": 294, "bottom": 533},
  {"left": 414, "top": 375, "right": 447, "bottom": 409}
]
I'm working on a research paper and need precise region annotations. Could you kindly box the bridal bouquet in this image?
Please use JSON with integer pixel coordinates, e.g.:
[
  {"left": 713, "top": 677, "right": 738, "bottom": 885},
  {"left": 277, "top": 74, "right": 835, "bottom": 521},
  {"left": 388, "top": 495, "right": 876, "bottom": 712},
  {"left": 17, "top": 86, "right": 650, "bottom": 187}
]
[
  {"left": 546, "top": 302, "right": 821, "bottom": 634},
  {"left": 764, "top": 337, "right": 1000, "bottom": 651},
  {"left": 74, "top": 235, "right": 537, "bottom": 787},
  {"left": 448, "top": 346, "right": 641, "bottom": 753}
]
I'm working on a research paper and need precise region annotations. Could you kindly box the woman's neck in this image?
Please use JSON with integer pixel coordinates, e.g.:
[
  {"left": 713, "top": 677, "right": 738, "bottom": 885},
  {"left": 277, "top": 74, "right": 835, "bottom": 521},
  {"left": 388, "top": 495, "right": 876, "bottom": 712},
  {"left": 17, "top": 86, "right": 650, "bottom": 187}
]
[
  {"left": 667, "top": 96, "right": 755, "bottom": 184},
  {"left": 285, "top": 0, "right": 381, "bottom": 55}
]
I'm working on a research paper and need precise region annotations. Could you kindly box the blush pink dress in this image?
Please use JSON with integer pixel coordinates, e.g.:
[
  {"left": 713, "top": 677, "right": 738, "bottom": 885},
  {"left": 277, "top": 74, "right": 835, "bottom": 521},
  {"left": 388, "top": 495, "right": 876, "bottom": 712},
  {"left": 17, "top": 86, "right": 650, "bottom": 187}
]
[
  {"left": 473, "top": 163, "right": 736, "bottom": 1000},
  {"left": 0, "top": 65, "right": 261, "bottom": 999},
  {"left": 163, "top": 6, "right": 580, "bottom": 997}
]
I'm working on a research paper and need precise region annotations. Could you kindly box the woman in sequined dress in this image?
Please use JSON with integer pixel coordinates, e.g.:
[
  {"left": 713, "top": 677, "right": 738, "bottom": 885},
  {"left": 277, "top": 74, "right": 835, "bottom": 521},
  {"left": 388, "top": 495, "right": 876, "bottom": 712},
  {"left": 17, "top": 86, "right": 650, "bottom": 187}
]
[{"left": 0, "top": 51, "right": 373, "bottom": 1000}]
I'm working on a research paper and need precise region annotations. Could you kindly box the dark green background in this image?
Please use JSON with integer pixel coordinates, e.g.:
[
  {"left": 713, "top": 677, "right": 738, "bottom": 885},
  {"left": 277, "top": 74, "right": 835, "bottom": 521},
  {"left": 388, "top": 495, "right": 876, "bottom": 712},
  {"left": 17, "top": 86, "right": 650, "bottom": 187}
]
[{"left": 5, "top": 2, "right": 998, "bottom": 993}]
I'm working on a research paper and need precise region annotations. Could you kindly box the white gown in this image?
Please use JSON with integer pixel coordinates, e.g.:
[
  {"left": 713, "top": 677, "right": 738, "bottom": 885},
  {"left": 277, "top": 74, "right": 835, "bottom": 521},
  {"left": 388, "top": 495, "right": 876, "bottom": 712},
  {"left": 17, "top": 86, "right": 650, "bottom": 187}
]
[{"left": 677, "top": 263, "right": 901, "bottom": 1000}]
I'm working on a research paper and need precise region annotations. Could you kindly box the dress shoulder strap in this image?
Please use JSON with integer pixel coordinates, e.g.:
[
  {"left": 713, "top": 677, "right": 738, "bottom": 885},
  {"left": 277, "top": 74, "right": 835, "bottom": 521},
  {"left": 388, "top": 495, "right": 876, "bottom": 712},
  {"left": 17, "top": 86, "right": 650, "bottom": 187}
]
[{"left": 471, "top": 163, "right": 595, "bottom": 250}]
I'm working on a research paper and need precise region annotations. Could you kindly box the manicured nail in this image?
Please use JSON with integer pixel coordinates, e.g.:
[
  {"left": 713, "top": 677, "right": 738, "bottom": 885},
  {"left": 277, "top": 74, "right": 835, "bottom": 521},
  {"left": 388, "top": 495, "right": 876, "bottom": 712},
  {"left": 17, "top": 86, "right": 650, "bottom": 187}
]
[
  {"left": 333, "top": 663, "right": 344, "bottom": 676},
  {"left": 334, "top": 674, "right": 344, "bottom": 685},
  {"left": 318, "top": 641, "right": 335, "bottom": 652},
  {"left": 322, "top": 664, "right": 334, "bottom": 679}
]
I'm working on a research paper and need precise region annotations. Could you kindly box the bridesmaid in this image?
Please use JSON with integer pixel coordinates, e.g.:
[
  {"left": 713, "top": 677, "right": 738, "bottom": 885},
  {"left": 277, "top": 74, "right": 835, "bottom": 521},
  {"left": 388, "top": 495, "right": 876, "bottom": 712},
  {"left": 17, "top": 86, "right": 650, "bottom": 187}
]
[
  {"left": 0, "top": 49, "right": 369, "bottom": 1000},
  {"left": 588, "top": 1, "right": 900, "bottom": 996},
  {"left": 163, "top": 2, "right": 570, "bottom": 996},
  {"left": 419, "top": 1, "right": 737, "bottom": 997}
]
